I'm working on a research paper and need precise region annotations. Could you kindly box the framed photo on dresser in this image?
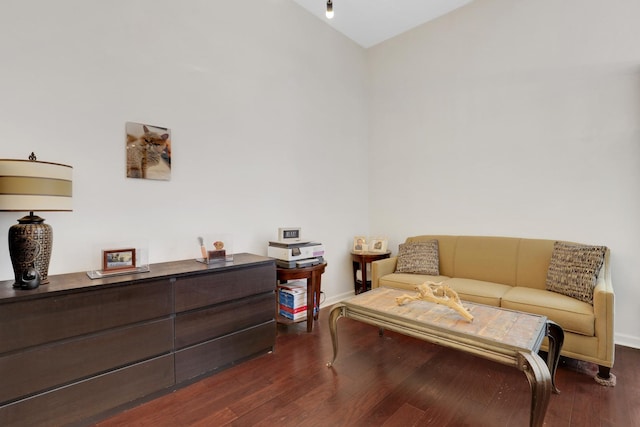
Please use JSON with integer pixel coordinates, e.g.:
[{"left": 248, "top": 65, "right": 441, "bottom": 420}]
[{"left": 102, "top": 248, "right": 136, "bottom": 272}]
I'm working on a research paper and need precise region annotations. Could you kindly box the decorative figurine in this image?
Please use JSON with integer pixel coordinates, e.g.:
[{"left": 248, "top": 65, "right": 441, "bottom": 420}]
[
  {"left": 18, "top": 266, "right": 41, "bottom": 290},
  {"left": 208, "top": 241, "right": 226, "bottom": 261},
  {"left": 396, "top": 281, "right": 474, "bottom": 322}
]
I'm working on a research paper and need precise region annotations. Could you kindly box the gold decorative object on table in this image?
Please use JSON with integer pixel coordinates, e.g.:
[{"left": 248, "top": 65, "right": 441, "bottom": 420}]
[{"left": 396, "top": 281, "right": 474, "bottom": 322}]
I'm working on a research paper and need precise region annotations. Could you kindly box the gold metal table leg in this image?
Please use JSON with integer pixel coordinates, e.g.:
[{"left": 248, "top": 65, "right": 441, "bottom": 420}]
[
  {"left": 519, "top": 351, "right": 552, "bottom": 427},
  {"left": 326, "top": 304, "right": 345, "bottom": 367},
  {"left": 546, "top": 320, "right": 564, "bottom": 394}
]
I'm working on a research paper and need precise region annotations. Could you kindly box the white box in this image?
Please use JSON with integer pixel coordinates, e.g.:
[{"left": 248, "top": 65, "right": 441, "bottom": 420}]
[{"left": 279, "top": 281, "right": 307, "bottom": 309}]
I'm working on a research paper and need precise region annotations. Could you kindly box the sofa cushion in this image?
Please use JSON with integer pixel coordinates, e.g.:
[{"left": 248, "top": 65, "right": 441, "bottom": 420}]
[
  {"left": 406, "top": 235, "right": 458, "bottom": 276},
  {"left": 502, "top": 287, "right": 595, "bottom": 336},
  {"left": 442, "top": 278, "right": 512, "bottom": 307},
  {"left": 515, "top": 239, "right": 555, "bottom": 290},
  {"left": 545, "top": 241, "right": 606, "bottom": 304},
  {"left": 396, "top": 240, "right": 439, "bottom": 275},
  {"left": 379, "top": 273, "right": 450, "bottom": 292},
  {"left": 452, "top": 236, "right": 519, "bottom": 286}
]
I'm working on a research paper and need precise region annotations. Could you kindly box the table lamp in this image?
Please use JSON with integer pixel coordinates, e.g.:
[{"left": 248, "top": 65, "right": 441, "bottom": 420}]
[{"left": 0, "top": 153, "right": 73, "bottom": 289}]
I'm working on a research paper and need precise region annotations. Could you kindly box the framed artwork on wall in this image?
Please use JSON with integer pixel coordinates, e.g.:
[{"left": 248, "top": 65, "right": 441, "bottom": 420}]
[{"left": 125, "top": 121, "right": 171, "bottom": 181}]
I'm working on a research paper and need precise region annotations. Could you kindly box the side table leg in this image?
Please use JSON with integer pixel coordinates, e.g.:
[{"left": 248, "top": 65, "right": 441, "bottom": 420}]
[
  {"left": 518, "top": 351, "right": 552, "bottom": 427},
  {"left": 326, "top": 304, "right": 345, "bottom": 367},
  {"left": 545, "top": 320, "right": 564, "bottom": 393},
  {"left": 352, "top": 260, "right": 360, "bottom": 294},
  {"left": 306, "top": 277, "right": 315, "bottom": 332},
  {"left": 360, "top": 261, "right": 368, "bottom": 294},
  {"left": 314, "top": 271, "right": 322, "bottom": 321}
]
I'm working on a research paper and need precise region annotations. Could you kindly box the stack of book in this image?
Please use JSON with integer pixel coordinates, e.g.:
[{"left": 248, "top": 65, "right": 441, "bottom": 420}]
[{"left": 278, "top": 281, "right": 307, "bottom": 321}]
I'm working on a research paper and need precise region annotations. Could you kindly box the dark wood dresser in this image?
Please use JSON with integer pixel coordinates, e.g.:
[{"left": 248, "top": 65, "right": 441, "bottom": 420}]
[{"left": 0, "top": 253, "right": 276, "bottom": 426}]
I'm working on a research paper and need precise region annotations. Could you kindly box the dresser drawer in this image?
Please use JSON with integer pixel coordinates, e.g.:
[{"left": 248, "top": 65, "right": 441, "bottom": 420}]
[
  {"left": 175, "top": 292, "right": 274, "bottom": 349},
  {"left": 0, "top": 317, "right": 173, "bottom": 405},
  {"left": 0, "top": 279, "right": 172, "bottom": 354},
  {"left": 175, "top": 320, "right": 276, "bottom": 383},
  {"left": 0, "top": 354, "right": 175, "bottom": 427},
  {"left": 175, "top": 263, "right": 276, "bottom": 312}
]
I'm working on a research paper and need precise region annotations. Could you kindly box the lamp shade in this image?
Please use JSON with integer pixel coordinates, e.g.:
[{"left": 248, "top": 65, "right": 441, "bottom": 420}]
[{"left": 0, "top": 159, "right": 73, "bottom": 212}]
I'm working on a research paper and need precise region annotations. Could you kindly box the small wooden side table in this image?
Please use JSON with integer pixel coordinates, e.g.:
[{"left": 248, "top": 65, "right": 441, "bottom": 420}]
[
  {"left": 276, "top": 262, "right": 327, "bottom": 332},
  {"left": 351, "top": 251, "right": 391, "bottom": 294}
]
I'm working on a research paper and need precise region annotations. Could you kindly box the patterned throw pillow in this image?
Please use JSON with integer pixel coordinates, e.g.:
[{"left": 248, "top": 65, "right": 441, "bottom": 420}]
[
  {"left": 545, "top": 241, "right": 607, "bottom": 304},
  {"left": 396, "top": 240, "right": 440, "bottom": 275}
]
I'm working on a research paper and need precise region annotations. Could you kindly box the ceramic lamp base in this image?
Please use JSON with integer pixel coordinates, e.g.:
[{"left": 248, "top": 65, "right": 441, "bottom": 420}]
[{"left": 8, "top": 214, "right": 52, "bottom": 288}]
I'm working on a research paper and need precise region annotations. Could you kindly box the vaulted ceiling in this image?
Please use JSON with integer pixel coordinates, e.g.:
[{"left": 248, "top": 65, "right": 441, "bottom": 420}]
[{"left": 293, "top": 0, "right": 473, "bottom": 48}]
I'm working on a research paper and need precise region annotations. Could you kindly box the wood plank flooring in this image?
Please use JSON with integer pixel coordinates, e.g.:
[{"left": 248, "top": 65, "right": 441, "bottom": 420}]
[{"left": 95, "top": 307, "right": 640, "bottom": 426}]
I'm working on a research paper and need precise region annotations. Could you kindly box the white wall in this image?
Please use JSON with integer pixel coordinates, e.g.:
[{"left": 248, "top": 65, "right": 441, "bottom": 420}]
[
  {"left": 0, "top": 0, "right": 368, "bottom": 304},
  {"left": 368, "top": 0, "right": 640, "bottom": 347}
]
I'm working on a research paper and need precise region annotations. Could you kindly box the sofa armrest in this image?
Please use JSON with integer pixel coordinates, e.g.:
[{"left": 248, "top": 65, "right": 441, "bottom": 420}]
[
  {"left": 593, "top": 249, "right": 615, "bottom": 367},
  {"left": 371, "top": 257, "right": 397, "bottom": 289}
]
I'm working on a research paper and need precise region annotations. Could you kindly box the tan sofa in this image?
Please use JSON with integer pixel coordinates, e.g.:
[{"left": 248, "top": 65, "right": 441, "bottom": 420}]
[{"left": 371, "top": 235, "right": 615, "bottom": 383}]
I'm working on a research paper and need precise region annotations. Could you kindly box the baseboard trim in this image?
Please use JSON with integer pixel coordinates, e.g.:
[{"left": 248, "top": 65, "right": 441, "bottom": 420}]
[
  {"left": 615, "top": 333, "right": 640, "bottom": 350},
  {"left": 320, "top": 290, "right": 355, "bottom": 308}
]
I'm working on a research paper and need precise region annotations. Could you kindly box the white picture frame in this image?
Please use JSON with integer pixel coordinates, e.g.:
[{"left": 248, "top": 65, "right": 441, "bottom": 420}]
[
  {"left": 369, "top": 238, "right": 388, "bottom": 253},
  {"left": 353, "top": 236, "right": 367, "bottom": 252}
]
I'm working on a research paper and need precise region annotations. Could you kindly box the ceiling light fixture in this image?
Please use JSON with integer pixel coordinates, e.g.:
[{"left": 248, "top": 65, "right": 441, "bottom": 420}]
[{"left": 326, "top": 0, "right": 334, "bottom": 19}]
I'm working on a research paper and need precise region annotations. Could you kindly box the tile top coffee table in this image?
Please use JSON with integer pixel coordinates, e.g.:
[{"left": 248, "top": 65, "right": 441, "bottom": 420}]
[{"left": 327, "top": 287, "right": 564, "bottom": 427}]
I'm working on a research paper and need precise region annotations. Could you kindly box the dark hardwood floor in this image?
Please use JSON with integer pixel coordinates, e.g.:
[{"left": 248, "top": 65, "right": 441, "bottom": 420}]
[{"left": 96, "top": 307, "right": 640, "bottom": 427}]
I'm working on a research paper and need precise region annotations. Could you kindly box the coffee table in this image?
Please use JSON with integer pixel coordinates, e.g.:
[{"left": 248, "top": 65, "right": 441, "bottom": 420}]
[{"left": 327, "top": 287, "right": 563, "bottom": 427}]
